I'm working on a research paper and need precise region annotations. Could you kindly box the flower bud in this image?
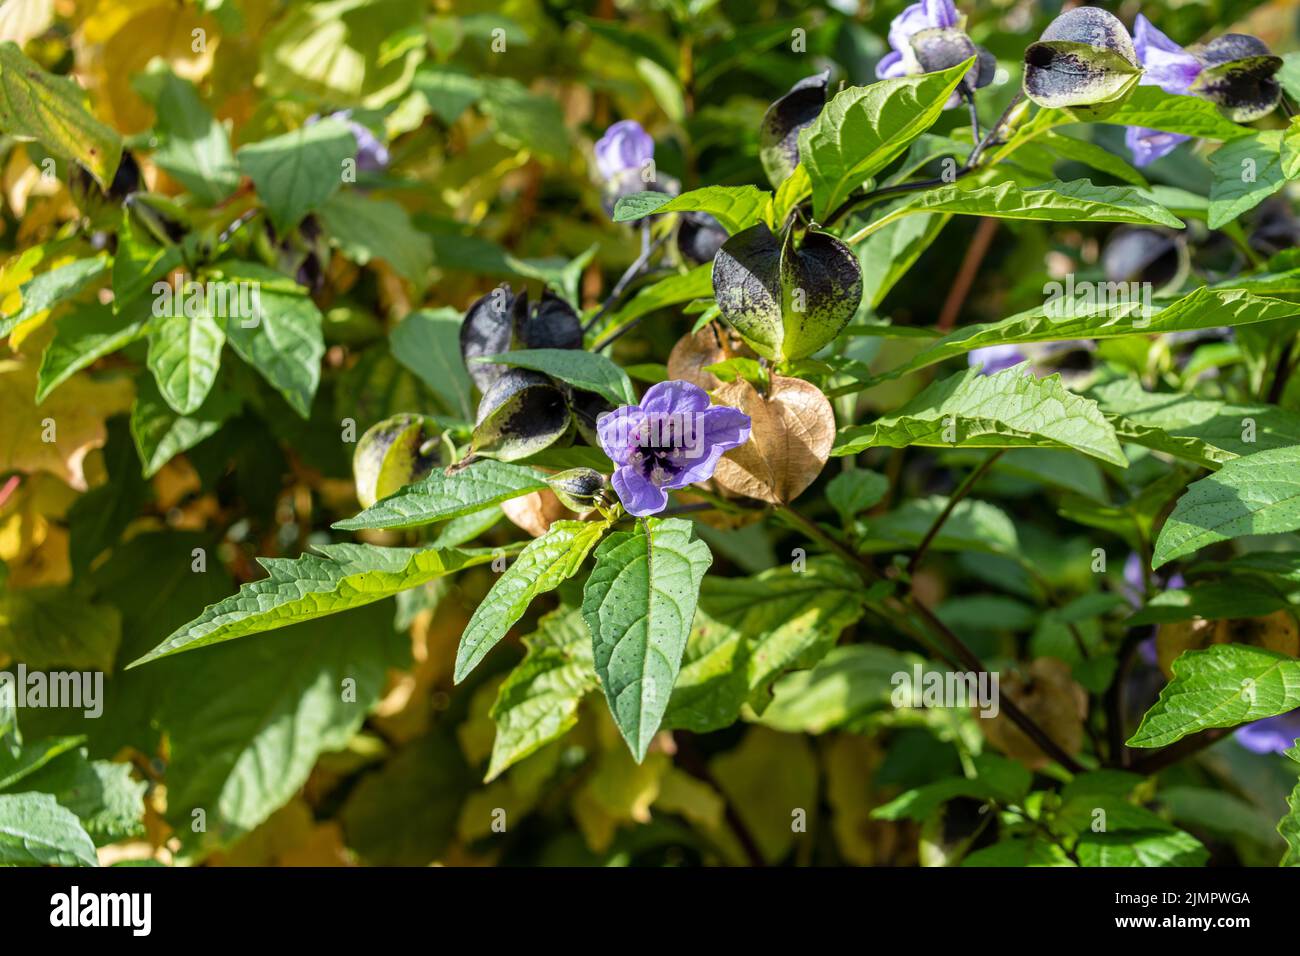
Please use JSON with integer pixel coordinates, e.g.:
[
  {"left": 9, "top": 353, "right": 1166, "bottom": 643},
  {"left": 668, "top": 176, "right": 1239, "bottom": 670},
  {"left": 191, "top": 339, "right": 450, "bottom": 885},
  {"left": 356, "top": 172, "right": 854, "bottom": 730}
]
[
  {"left": 1023, "top": 7, "right": 1141, "bottom": 109},
  {"left": 545, "top": 468, "right": 608, "bottom": 513}
]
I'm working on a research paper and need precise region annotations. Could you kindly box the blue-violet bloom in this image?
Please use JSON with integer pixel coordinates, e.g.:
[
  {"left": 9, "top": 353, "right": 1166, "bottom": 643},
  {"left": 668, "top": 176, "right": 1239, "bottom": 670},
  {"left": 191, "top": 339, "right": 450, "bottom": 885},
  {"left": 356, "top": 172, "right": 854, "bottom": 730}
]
[
  {"left": 596, "top": 380, "right": 751, "bottom": 517},
  {"left": 594, "top": 120, "right": 655, "bottom": 181},
  {"left": 1125, "top": 15, "right": 1202, "bottom": 167},
  {"left": 1235, "top": 708, "right": 1300, "bottom": 755}
]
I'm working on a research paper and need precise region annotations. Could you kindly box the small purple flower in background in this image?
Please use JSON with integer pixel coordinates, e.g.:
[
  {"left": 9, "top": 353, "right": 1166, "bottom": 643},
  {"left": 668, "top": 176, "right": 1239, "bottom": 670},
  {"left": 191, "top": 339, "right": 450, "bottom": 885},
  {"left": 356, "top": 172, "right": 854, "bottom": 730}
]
[
  {"left": 1120, "top": 550, "right": 1185, "bottom": 607},
  {"left": 968, "top": 345, "right": 1027, "bottom": 376},
  {"left": 594, "top": 120, "right": 655, "bottom": 181},
  {"left": 307, "top": 110, "right": 390, "bottom": 172},
  {"left": 1124, "top": 16, "right": 1201, "bottom": 167},
  {"left": 596, "top": 380, "right": 751, "bottom": 517},
  {"left": 1235, "top": 709, "right": 1300, "bottom": 755}
]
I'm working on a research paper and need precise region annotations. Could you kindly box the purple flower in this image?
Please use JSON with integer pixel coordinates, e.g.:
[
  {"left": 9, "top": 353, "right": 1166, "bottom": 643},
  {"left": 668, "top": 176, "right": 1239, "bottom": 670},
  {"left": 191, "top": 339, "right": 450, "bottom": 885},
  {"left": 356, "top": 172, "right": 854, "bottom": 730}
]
[
  {"left": 968, "top": 345, "right": 1027, "bottom": 375},
  {"left": 1235, "top": 708, "right": 1300, "bottom": 755},
  {"left": 876, "top": 0, "right": 985, "bottom": 108},
  {"left": 596, "top": 380, "right": 751, "bottom": 517},
  {"left": 1125, "top": 16, "right": 1201, "bottom": 167},
  {"left": 594, "top": 120, "right": 655, "bottom": 181},
  {"left": 308, "top": 110, "right": 390, "bottom": 172}
]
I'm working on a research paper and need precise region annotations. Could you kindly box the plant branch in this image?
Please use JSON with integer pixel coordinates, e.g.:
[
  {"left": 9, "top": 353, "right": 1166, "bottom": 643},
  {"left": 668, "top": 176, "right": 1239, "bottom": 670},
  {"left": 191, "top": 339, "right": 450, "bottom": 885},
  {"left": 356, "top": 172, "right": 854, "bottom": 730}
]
[
  {"left": 1127, "top": 727, "right": 1233, "bottom": 776},
  {"left": 582, "top": 222, "right": 667, "bottom": 335},
  {"left": 907, "top": 449, "right": 1003, "bottom": 576}
]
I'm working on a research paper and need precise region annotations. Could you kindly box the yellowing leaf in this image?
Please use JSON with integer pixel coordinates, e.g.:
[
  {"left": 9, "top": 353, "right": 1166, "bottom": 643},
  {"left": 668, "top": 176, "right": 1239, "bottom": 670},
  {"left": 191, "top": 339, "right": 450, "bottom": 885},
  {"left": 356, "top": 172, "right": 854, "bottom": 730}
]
[{"left": 0, "top": 358, "right": 132, "bottom": 489}]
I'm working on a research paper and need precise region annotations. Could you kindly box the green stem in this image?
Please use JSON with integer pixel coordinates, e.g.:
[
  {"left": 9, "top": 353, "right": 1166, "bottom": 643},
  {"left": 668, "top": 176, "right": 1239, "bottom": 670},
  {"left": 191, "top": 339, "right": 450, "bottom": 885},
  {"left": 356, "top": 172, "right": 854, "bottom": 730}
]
[{"left": 907, "top": 449, "right": 1003, "bottom": 576}]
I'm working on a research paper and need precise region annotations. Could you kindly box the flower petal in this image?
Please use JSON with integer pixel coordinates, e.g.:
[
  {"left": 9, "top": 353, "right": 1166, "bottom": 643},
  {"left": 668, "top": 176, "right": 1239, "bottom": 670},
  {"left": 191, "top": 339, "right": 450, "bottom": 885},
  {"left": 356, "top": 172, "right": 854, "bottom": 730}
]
[
  {"left": 1134, "top": 14, "right": 1202, "bottom": 95},
  {"left": 611, "top": 465, "right": 669, "bottom": 516},
  {"left": 1125, "top": 125, "right": 1190, "bottom": 167},
  {"left": 594, "top": 120, "right": 655, "bottom": 181},
  {"left": 639, "top": 379, "right": 712, "bottom": 417},
  {"left": 668, "top": 405, "right": 753, "bottom": 488},
  {"left": 596, "top": 406, "right": 647, "bottom": 466}
]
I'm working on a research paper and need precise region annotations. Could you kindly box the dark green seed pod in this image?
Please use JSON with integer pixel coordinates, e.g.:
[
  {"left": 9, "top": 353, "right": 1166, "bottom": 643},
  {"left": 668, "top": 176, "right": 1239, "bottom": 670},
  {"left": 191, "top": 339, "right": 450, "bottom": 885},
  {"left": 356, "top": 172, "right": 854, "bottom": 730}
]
[
  {"left": 677, "top": 211, "right": 728, "bottom": 265},
  {"left": 518, "top": 288, "right": 583, "bottom": 350},
  {"left": 759, "top": 71, "right": 829, "bottom": 188},
  {"left": 353, "top": 413, "right": 440, "bottom": 508},
  {"left": 1190, "top": 34, "right": 1282, "bottom": 123},
  {"left": 911, "top": 29, "right": 994, "bottom": 94},
  {"left": 1102, "top": 227, "right": 1188, "bottom": 291},
  {"left": 546, "top": 468, "right": 608, "bottom": 512},
  {"left": 460, "top": 284, "right": 516, "bottom": 393},
  {"left": 712, "top": 221, "right": 862, "bottom": 363},
  {"left": 1022, "top": 7, "right": 1140, "bottom": 109},
  {"left": 566, "top": 387, "right": 614, "bottom": 447},
  {"left": 472, "top": 368, "right": 573, "bottom": 462}
]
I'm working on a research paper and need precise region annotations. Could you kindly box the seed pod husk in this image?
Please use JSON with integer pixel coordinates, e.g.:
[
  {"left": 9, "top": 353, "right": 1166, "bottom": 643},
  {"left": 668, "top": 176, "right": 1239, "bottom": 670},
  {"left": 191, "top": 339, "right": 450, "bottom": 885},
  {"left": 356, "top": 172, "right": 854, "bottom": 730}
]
[
  {"left": 759, "top": 71, "right": 829, "bottom": 188},
  {"left": 471, "top": 368, "right": 572, "bottom": 462},
  {"left": 1022, "top": 7, "right": 1141, "bottom": 109},
  {"left": 1189, "top": 34, "right": 1282, "bottom": 122},
  {"left": 545, "top": 467, "right": 608, "bottom": 513},
  {"left": 712, "top": 221, "right": 862, "bottom": 362},
  {"left": 353, "top": 413, "right": 440, "bottom": 508},
  {"left": 677, "top": 211, "right": 728, "bottom": 265}
]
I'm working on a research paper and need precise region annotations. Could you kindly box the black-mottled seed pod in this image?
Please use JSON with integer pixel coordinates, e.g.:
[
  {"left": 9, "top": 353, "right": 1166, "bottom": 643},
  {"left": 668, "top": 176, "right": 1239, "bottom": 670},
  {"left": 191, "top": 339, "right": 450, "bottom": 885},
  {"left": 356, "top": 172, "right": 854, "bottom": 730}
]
[
  {"left": 712, "top": 221, "right": 862, "bottom": 362},
  {"left": 759, "top": 71, "right": 829, "bottom": 188},
  {"left": 471, "top": 368, "right": 573, "bottom": 462},
  {"left": 1189, "top": 34, "right": 1282, "bottom": 122},
  {"left": 353, "top": 413, "right": 440, "bottom": 508},
  {"left": 1023, "top": 8, "right": 1141, "bottom": 109}
]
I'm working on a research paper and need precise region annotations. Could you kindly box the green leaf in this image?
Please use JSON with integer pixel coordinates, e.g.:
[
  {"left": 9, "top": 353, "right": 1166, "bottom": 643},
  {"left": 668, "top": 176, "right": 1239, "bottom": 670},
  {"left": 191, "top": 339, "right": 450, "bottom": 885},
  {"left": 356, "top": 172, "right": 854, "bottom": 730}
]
[
  {"left": 0, "top": 41, "right": 121, "bottom": 188},
  {"left": 486, "top": 606, "right": 597, "bottom": 781},
  {"left": 236, "top": 119, "right": 356, "bottom": 232},
  {"left": 1060, "top": 86, "right": 1252, "bottom": 142},
  {"left": 146, "top": 306, "right": 226, "bottom": 416},
  {"left": 215, "top": 261, "right": 325, "bottom": 418},
  {"left": 334, "top": 459, "right": 549, "bottom": 530},
  {"left": 1, "top": 256, "right": 108, "bottom": 337},
  {"left": 595, "top": 264, "right": 713, "bottom": 339},
  {"left": 479, "top": 76, "right": 568, "bottom": 160},
  {"left": 479, "top": 348, "right": 636, "bottom": 406},
  {"left": 961, "top": 838, "right": 1074, "bottom": 867},
  {"left": 1282, "top": 116, "right": 1300, "bottom": 180},
  {"left": 1127, "top": 580, "right": 1291, "bottom": 626},
  {"left": 874, "top": 753, "right": 1031, "bottom": 822},
  {"left": 131, "top": 542, "right": 499, "bottom": 666},
  {"left": 454, "top": 519, "right": 609, "bottom": 682},
  {"left": 859, "top": 178, "right": 1184, "bottom": 239},
  {"left": 1092, "top": 378, "right": 1300, "bottom": 457},
  {"left": 759, "top": 645, "right": 916, "bottom": 733},
  {"left": 389, "top": 307, "right": 474, "bottom": 420},
  {"left": 1153, "top": 445, "right": 1300, "bottom": 569},
  {"left": 21, "top": 751, "right": 147, "bottom": 845},
  {"left": 36, "top": 301, "right": 149, "bottom": 403},
  {"left": 1282, "top": 775, "right": 1300, "bottom": 866},
  {"left": 0, "top": 586, "right": 120, "bottom": 671},
  {"left": 132, "top": 62, "right": 238, "bottom": 205},
  {"left": 826, "top": 468, "right": 889, "bottom": 523},
  {"left": 582, "top": 517, "right": 712, "bottom": 760},
  {"left": 0, "top": 736, "right": 85, "bottom": 791},
  {"left": 858, "top": 211, "right": 950, "bottom": 309},
  {"left": 891, "top": 287, "right": 1299, "bottom": 379},
  {"left": 833, "top": 365, "right": 1126, "bottom": 466},
  {"left": 1038, "top": 130, "right": 1148, "bottom": 187},
  {"left": 799, "top": 59, "right": 973, "bottom": 219},
  {"left": 0, "top": 792, "right": 98, "bottom": 866},
  {"left": 161, "top": 602, "right": 407, "bottom": 853},
  {"left": 612, "top": 185, "right": 771, "bottom": 235},
  {"left": 1076, "top": 829, "right": 1208, "bottom": 867},
  {"left": 1108, "top": 414, "right": 1237, "bottom": 470},
  {"left": 1208, "top": 131, "right": 1285, "bottom": 229},
  {"left": 863, "top": 495, "right": 1018, "bottom": 556},
  {"left": 130, "top": 371, "right": 241, "bottom": 478},
  {"left": 317, "top": 190, "right": 433, "bottom": 284},
  {"left": 1127, "top": 644, "right": 1300, "bottom": 748},
  {"left": 111, "top": 214, "right": 183, "bottom": 309}
]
